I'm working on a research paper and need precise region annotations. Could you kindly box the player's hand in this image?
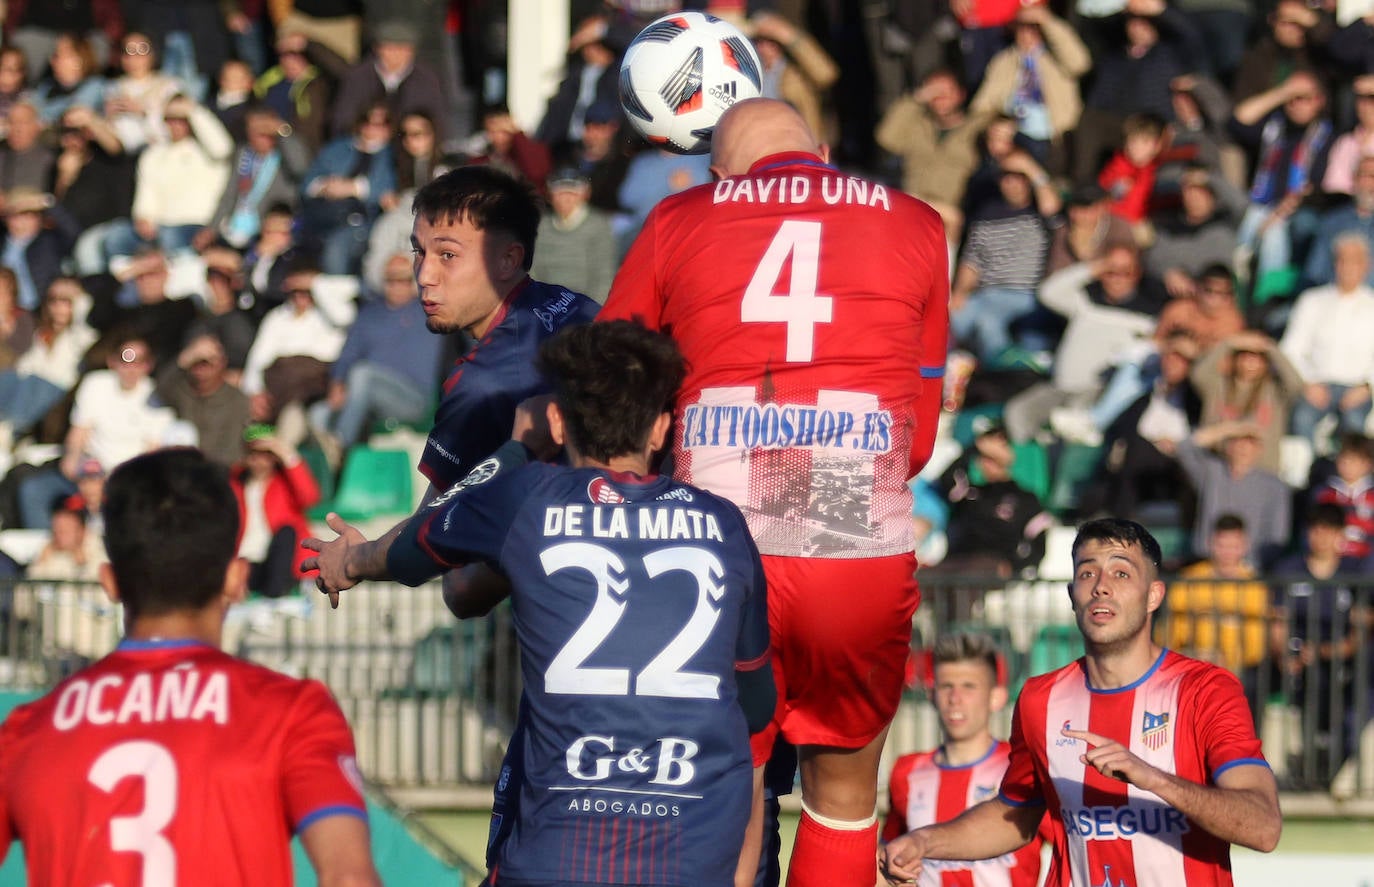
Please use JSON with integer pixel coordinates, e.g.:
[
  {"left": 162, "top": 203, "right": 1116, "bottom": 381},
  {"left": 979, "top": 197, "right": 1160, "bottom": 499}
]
[
  {"left": 878, "top": 832, "right": 928, "bottom": 884},
  {"left": 1062, "top": 727, "right": 1160, "bottom": 790},
  {"left": 300, "top": 513, "right": 367, "bottom": 609}
]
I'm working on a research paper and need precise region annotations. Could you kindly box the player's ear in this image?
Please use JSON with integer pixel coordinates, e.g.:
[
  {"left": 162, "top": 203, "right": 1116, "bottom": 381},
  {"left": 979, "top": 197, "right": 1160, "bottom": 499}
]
[
  {"left": 98, "top": 561, "right": 122, "bottom": 606},
  {"left": 495, "top": 237, "right": 525, "bottom": 280},
  {"left": 647, "top": 411, "right": 671, "bottom": 455},
  {"left": 1147, "top": 578, "right": 1167, "bottom": 614},
  {"left": 222, "top": 557, "right": 249, "bottom": 607},
  {"left": 818, "top": 142, "right": 831, "bottom": 164},
  {"left": 547, "top": 400, "right": 567, "bottom": 447},
  {"left": 990, "top": 684, "right": 1009, "bottom": 714}
]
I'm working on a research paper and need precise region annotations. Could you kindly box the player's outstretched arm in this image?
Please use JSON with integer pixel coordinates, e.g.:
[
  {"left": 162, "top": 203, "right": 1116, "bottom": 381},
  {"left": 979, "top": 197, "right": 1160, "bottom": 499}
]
[
  {"left": 302, "top": 513, "right": 407, "bottom": 608},
  {"left": 300, "top": 813, "right": 382, "bottom": 887},
  {"left": 879, "top": 797, "right": 1040, "bottom": 885},
  {"left": 1066, "top": 727, "right": 1281, "bottom": 851}
]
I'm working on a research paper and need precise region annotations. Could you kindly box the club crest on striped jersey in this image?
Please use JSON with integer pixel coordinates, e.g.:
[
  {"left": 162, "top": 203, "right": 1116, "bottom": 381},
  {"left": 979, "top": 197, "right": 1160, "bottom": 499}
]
[{"left": 1141, "top": 710, "right": 1170, "bottom": 750}]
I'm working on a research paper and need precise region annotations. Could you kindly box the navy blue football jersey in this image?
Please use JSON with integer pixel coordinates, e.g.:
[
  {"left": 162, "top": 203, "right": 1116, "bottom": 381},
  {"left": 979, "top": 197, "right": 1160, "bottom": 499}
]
[
  {"left": 416, "top": 464, "right": 770, "bottom": 887},
  {"left": 419, "top": 278, "right": 599, "bottom": 492}
]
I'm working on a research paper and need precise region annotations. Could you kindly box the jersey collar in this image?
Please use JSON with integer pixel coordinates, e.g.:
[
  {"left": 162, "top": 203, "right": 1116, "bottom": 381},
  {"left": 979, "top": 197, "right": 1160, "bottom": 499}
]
[
  {"left": 747, "top": 151, "right": 832, "bottom": 176},
  {"left": 116, "top": 638, "right": 214, "bottom": 652}
]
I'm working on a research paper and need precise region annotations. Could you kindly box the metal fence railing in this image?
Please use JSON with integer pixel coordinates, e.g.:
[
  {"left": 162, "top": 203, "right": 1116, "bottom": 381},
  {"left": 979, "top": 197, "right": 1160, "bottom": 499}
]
[{"left": 3, "top": 575, "right": 1372, "bottom": 800}]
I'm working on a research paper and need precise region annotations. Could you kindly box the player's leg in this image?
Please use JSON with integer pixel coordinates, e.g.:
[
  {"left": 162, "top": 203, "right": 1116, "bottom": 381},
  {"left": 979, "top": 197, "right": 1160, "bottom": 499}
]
[
  {"left": 786, "top": 728, "right": 890, "bottom": 887},
  {"left": 763, "top": 555, "right": 918, "bottom": 887}
]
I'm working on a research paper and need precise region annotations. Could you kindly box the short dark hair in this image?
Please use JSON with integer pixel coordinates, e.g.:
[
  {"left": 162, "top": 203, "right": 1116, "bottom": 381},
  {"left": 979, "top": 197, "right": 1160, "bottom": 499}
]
[
  {"left": 1308, "top": 501, "right": 1347, "bottom": 530},
  {"left": 537, "top": 320, "right": 686, "bottom": 464},
  {"left": 932, "top": 632, "right": 1002, "bottom": 685},
  {"left": 1336, "top": 432, "right": 1373, "bottom": 462},
  {"left": 1072, "top": 517, "right": 1163, "bottom": 572},
  {"left": 102, "top": 449, "right": 241, "bottom": 619},
  {"left": 412, "top": 166, "right": 540, "bottom": 270},
  {"left": 1212, "top": 513, "right": 1246, "bottom": 534}
]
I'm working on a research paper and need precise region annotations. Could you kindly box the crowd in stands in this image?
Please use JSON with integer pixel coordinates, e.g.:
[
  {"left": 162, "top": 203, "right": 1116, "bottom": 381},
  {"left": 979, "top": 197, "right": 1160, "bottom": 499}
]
[{"left": 0, "top": 0, "right": 1373, "bottom": 632}]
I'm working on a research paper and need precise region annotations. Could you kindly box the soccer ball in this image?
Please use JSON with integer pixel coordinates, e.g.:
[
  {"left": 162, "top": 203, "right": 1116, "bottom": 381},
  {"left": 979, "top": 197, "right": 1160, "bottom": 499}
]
[{"left": 619, "top": 11, "right": 763, "bottom": 155}]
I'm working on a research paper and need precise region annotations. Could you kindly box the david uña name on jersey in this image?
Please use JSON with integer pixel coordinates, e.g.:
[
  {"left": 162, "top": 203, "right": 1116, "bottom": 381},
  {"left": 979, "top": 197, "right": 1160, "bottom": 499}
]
[
  {"left": 681, "top": 401, "right": 893, "bottom": 455},
  {"left": 712, "top": 173, "right": 894, "bottom": 210}
]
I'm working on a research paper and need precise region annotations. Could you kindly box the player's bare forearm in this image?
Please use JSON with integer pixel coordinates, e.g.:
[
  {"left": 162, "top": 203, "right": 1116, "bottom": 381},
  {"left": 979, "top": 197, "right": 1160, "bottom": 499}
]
[
  {"left": 1138, "top": 764, "right": 1282, "bottom": 852},
  {"left": 301, "top": 814, "right": 382, "bottom": 887},
  {"left": 880, "top": 798, "right": 1038, "bottom": 883},
  {"left": 442, "top": 563, "right": 512, "bottom": 618}
]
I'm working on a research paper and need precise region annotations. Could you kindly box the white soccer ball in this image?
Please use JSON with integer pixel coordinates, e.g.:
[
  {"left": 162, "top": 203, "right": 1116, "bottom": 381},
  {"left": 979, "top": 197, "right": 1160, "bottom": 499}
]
[{"left": 619, "top": 11, "right": 763, "bottom": 155}]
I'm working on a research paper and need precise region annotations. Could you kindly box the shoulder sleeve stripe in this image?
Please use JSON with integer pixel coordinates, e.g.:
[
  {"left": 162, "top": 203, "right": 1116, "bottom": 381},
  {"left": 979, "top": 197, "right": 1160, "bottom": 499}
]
[
  {"left": 295, "top": 804, "right": 369, "bottom": 834},
  {"left": 1212, "top": 757, "right": 1272, "bottom": 779},
  {"left": 735, "top": 650, "right": 771, "bottom": 672},
  {"left": 997, "top": 791, "right": 1046, "bottom": 808},
  {"left": 919, "top": 366, "right": 945, "bottom": 379}
]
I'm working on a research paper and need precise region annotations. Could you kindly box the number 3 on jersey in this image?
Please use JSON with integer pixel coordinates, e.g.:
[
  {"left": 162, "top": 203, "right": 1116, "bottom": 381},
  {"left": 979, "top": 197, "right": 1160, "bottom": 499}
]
[
  {"left": 740, "top": 220, "right": 833, "bottom": 363},
  {"left": 88, "top": 740, "right": 178, "bottom": 887}
]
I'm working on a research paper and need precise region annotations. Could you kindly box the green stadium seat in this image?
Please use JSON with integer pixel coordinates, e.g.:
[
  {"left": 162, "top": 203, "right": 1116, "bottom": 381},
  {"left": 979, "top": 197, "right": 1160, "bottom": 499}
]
[
  {"left": 298, "top": 442, "right": 336, "bottom": 521},
  {"left": 952, "top": 403, "right": 1004, "bottom": 449},
  {"left": 1250, "top": 265, "right": 1300, "bottom": 307},
  {"left": 1011, "top": 439, "right": 1051, "bottom": 502},
  {"left": 1026, "top": 623, "right": 1084, "bottom": 679},
  {"left": 330, "top": 446, "right": 413, "bottom": 521},
  {"left": 1047, "top": 442, "right": 1103, "bottom": 518}
]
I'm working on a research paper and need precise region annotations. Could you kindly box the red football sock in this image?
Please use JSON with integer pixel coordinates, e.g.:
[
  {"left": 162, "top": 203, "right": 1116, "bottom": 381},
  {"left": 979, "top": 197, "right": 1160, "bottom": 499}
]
[{"left": 785, "top": 806, "right": 879, "bottom": 887}]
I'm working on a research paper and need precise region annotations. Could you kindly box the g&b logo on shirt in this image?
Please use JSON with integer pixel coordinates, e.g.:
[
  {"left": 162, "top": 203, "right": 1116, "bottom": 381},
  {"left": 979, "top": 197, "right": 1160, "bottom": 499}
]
[{"left": 564, "top": 734, "right": 700, "bottom": 787}]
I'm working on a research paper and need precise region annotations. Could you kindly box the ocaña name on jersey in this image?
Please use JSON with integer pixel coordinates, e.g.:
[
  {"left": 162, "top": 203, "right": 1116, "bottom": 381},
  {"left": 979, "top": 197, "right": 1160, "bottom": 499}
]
[{"left": 51, "top": 669, "right": 229, "bottom": 729}]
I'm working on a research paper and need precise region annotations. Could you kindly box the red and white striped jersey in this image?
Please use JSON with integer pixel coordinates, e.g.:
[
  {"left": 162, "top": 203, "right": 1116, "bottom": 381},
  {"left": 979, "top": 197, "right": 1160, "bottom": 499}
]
[
  {"left": 884, "top": 741, "right": 1043, "bottom": 887},
  {"left": 1000, "top": 650, "right": 1269, "bottom": 887}
]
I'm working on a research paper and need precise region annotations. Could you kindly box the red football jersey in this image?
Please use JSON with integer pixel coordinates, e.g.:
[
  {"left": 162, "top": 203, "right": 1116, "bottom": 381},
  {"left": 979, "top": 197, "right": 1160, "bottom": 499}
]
[
  {"left": 601, "top": 151, "right": 949, "bottom": 560},
  {"left": 1000, "top": 650, "right": 1269, "bottom": 887},
  {"left": 884, "top": 743, "right": 1042, "bottom": 887},
  {"left": 0, "top": 639, "right": 366, "bottom": 886}
]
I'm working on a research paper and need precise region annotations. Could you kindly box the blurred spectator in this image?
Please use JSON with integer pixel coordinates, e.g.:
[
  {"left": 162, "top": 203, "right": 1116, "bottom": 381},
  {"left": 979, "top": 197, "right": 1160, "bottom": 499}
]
[
  {"left": 120, "top": 94, "right": 234, "bottom": 257},
  {"left": 186, "top": 248, "right": 257, "bottom": 373},
  {"left": 1268, "top": 502, "right": 1369, "bottom": 777},
  {"left": 254, "top": 30, "right": 333, "bottom": 153},
  {"left": 211, "top": 59, "right": 257, "bottom": 140},
  {"left": 1327, "top": 11, "right": 1374, "bottom": 90},
  {"left": 1320, "top": 74, "right": 1374, "bottom": 197},
  {"left": 131, "top": 0, "right": 232, "bottom": 95},
  {"left": 1305, "top": 153, "right": 1374, "bottom": 289},
  {"left": 0, "top": 47, "right": 29, "bottom": 134},
  {"left": 92, "top": 250, "right": 199, "bottom": 368},
  {"left": 1046, "top": 182, "right": 1136, "bottom": 274},
  {"left": 28, "top": 33, "right": 106, "bottom": 126},
  {"left": 0, "top": 187, "right": 66, "bottom": 312},
  {"left": 559, "top": 99, "right": 632, "bottom": 214},
  {"left": 749, "top": 11, "right": 839, "bottom": 146},
  {"left": 156, "top": 332, "right": 251, "bottom": 467},
  {"left": 1231, "top": 0, "right": 1337, "bottom": 104},
  {"left": 1145, "top": 170, "right": 1241, "bottom": 293},
  {"left": 1178, "top": 419, "right": 1292, "bottom": 565},
  {"left": 469, "top": 104, "right": 552, "bottom": 195},
  {"left": 230, "top": 424, "right": 320, "bottom": 598},
  {"left": 242, "top": 203, "right": 306, "bottom": 314},
  {"left": 1171, "top": 0, "right": 1251, "bottom": 86},
  {"left": 223, "top": 0, "right": 269, "bottom": 76},
  {"left": 0, "top": 278, "right": 97, "bottom": 449},
  {"left": 103, "top": 31, "right": 185, "bottom": 151},
  {"left": 534, "top": 14, "right": 622, "bottom": 160},
  {"left": 300, "top": 102, "right": 396, "bottom": 275},
  {"left": 272, "top": 0, "right": 363, "bottom": 64},
  {"left": 950, "top": 150, "right": 1061, "bottom": 361},
  {"left": 614, "top": 146, "right": 710, "bottom": 256},
  {"left": 969, "top": 3, "right": 1091, "bottom": 171},
  {"left": 1099, "top": 112, "right": 1168, "bottom": 231},
  {"left": 1164, "top": 513, "right": 1269, "bottom": 715},
  {"left": 961, "top": 113, "right": 1021, "bottom": 219},
  {"left": 948, "top": 0, "right": 1018, "bottom": 93},
  {"left": 26, "top": 494, "right": 104, "bottom": 582},
  {"left": 53, "top": 105, "right": 134, "bottom": 276},
  {"left": 394, "top": 111, "right": 456, "bottom": 193},
  {"left": 1074, "top": 0, "right": 1205, "bottom": 184},
  {"left": 1, "top": 102, "right": 54, "bottom": 192},
  {"left": 1004, "top": 245, "right": 1164, "bottom": 442},
  {"left": 530, "top": 169, "right": 616, "bottom": 305},
  {"left": 329, "top": 20, "right": 449, "bottom": 143},
  {"left": 877, "top": 67, "right": 990, "bottom": 244},
  {"left": 200, "top": 105, "right": 310, "bottom": 250},
  {"left": 1280, "top": 233, "right": 1374, "bottom": 446},
  {"left": 1231, "top": 69, "right": 1333, "bottom": 282},
  {"left": 1153, "top": 263, "right": 1245, "bottom": 350},
  {"left": 1312, "top": 432, "right": 1374, "bottom": 562},
  {"left": 1191, "top": 329, "right": 1304, "bottom": 474},
  {"left": 4, "top": 0, "right": 122, "bottom": 83},
  {"left": 1080, "top": 332, "right": 1201, "bottom": 518},
  {"left": 930, "top": 419, "right": 1053, "bottom": 579},
  {"left": 1161, "top": 73, "right": 1245, "bottom": 193},
  {"left": 17, "top": 335, "right": 175, "bottom": 528},
  {"left": 0, "top": 268, "right": 34, "bottom": 369},
  {"left": 240, "top": 262, "right": 355, "bottom": 425},
  {"left": 308, "top": 252, "right": 439, "bottom": 456}
]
